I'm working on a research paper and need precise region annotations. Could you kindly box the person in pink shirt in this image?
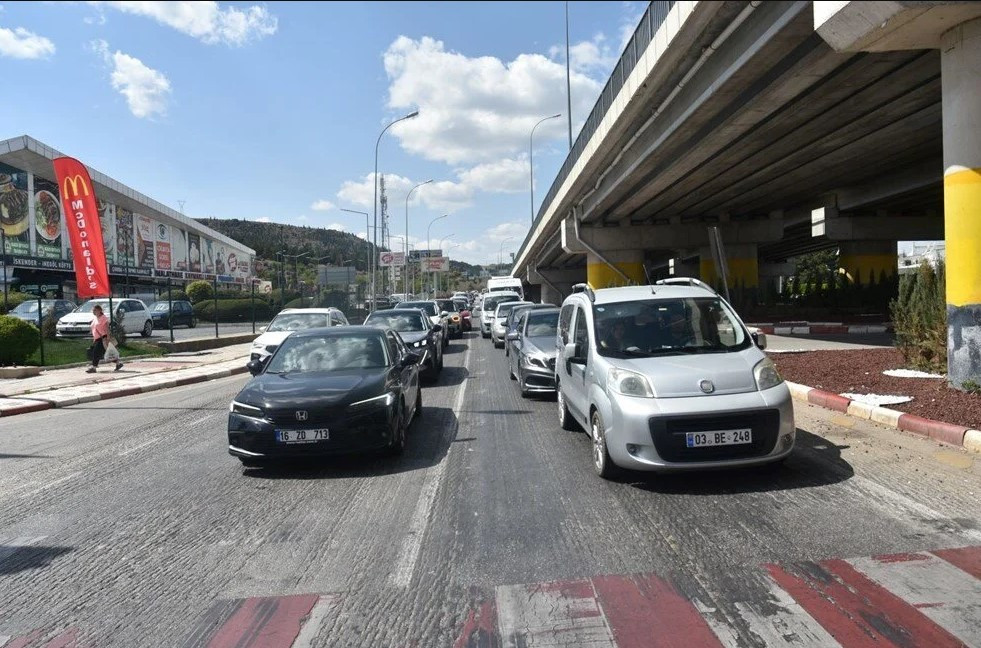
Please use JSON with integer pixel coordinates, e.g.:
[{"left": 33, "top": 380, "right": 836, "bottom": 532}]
[{"left": 87, "top": 304, "right": 121, "bottom": 373}]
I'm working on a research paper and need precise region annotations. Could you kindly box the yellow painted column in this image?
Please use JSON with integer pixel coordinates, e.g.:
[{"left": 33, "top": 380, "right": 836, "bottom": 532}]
[
  {"left": 942, "top": 17, "right": 981, "bottom": 388},
  {"left": 839, "top": 240, "right": 897, "bottom": 285},
  {"left": 698, "top": 244, "right": 759, "bottom": 291},
  {"left": 586, "top": 250, "right": 645, "bottom": 289}
]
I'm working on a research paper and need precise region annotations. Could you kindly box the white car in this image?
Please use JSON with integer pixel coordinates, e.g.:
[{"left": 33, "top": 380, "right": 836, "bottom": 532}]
[
  {"left": 249, "top": 307, "right": 349, "bottom": 362},
  {"left": 57, "top": 298, "right": 153, "bottom": 338}
]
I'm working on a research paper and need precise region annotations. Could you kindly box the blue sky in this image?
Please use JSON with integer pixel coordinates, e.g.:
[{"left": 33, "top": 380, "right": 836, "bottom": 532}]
[{"left": 0, "top": 1, "right": 645, "bottom": 265}]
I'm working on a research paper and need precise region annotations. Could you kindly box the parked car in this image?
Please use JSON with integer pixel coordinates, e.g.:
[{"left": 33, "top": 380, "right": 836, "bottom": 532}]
[
  {"left": 555, "top": 279, "right": 794, "bottom": 479},
  {"left": 503, "top": 303, "right": 556, "bottom": 356},
  {"left": 491, "top": 301, "right": 531, "bottom": 348},
  {"left": 249, "top": 307, "right": 349, "bottom": 362},
  {"left": 507, "top": 307, "right": 560, "bottom": 397},
  {"left": 8, "top": 299, "right": 76, "bottom": 326},
  {"left": 396, "top": 301, "right": 449, "bottom": 347},
  {"left": 478, "top": 291, "right": 521, "bottom": 338},
  {"left": 229, "top": 326, "right": 422, "bottom": 467},
  {"left": 147, "top": 300, "right": 197, "bottom": 329},
  {"left": 364, "top": 308, "right": 443, "bottom": 380},
  {"left": 436, "top": 299, "right": 463, "bottom": 338},
  {"left": 57, "top": 298, "right": 153, "bottom": 338}
]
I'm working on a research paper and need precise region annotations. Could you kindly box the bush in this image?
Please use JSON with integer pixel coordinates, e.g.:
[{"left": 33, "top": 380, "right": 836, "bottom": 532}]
[
  {"left": 890, "top": 261, "right": 946, "bottom": 373},
  {"left": 0, "top": 315, "right": 40, "bottom": 366},
  {"left": 156, "top": 289, "right": 188, "bottom": 303},
  {"left": 186, "top": 280, "right": 214, "bottom": 304},
  {"left": 193, "top": 298, "right": 273, "bottom": 323},
  {"left": 42, "top": 314, "right": 58, "bottom": 340},
  {"left": 0, "top": 291, "right": 35, "bottom": 315}
]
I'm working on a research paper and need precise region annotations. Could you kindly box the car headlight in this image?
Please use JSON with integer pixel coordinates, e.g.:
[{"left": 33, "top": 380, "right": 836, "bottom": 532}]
[
  {"left": 412, "top": 339, "right": 428, "bottom": 347},
  {"left": 230, "top": 400, "right": 265, "bottom": 417},
  {"left": 349, "top": 392, "right": 396, "bottom": 409},
  {"left": 607, "top": 367, "right": 655, "bottom": 398},
  {"left": 754, "top": 357, "right": 783, "bottom": 391}
]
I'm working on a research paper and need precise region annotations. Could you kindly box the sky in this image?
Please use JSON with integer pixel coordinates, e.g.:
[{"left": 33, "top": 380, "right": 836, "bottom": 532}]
[{"left": 0, "top": 1, "right": 647, "bottom": 266}]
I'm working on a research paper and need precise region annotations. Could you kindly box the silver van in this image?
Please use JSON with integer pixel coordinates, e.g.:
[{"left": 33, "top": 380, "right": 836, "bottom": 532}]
[{"left": 555, "top": 279, "right": 794, "bottom": 478}]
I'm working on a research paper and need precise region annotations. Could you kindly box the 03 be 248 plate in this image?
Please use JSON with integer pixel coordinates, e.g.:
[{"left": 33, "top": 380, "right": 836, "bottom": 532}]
[
  {"left": 275, "top": 428, "right": 329, "bottom": 444},
  {"left": 686, "top": 428, "right": 752, "bottom": 448}
]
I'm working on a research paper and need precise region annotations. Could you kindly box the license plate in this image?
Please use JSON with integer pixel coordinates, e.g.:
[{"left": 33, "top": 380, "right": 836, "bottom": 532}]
[
  {"left": 685, "top": 429, "right": 752, "bottom": 448},
  {"left": 275, "top": 428, "right": 329, "bottom": 444}
]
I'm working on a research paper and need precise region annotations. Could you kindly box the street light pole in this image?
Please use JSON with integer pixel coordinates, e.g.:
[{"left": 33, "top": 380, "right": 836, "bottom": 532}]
[
  {"left": 530, "top": 113, "right": 562, "bottom": 224},
  {"left": 437, "top": 234, "right": 455, "bottom": 296},
  {"left": 565, "top": 1, "right": 573, "bottom": 150},
  {"left": 499, "top": 237, "right": 514, "bottom": 267},
  {"left": 405, "top": 179, "right": 432, "bottom": 300},
  {"left": 426, "top": 214, "right": 448, "bottom": 298},
  {"left": 341, "top": 208, "right": 370, "bottom": 310},
  {"left": 373, "top": 110, "right": 420, "bottom": 312}
]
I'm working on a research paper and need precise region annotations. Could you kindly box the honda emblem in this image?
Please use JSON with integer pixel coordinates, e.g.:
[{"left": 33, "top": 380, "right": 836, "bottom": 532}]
[{"left": 295, "top": 410, "right": 308, "bottom": 421}]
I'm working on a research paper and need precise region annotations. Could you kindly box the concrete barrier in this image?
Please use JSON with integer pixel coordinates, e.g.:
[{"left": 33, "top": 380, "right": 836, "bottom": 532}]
[{"left": 156, "top": 333, "right": 257, "bottom": 353}]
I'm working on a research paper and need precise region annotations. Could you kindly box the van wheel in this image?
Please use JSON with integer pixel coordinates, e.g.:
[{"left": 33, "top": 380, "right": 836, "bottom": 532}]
[
  {"left": 591, "top": 411, "right": 618, "bottom": 479},
  {"left": 557, "top": 386, "right": 577, "bottom": 431}
]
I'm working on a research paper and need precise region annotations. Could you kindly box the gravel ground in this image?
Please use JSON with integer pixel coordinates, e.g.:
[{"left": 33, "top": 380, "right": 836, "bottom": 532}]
[{"left": 770, "top": 348, "right": 981, "bottom": 429}]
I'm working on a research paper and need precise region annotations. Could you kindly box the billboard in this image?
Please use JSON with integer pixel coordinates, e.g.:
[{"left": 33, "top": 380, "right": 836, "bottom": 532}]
[
  {"left": 136, "top": 214, "right": 154, "bottom": 269},
  {"left": 98, "top": 199, "right": 115, "bottom": 264},
  {"left": 32, "top": 176, "right": 64, "bottom": 260},
  {"left": 188, "top": 232, "right": 201, "bottom": 272},
  {"left": 318, "top": 265, "right": 356, "bottom": 286},
  {"left": 155, "top": 221, "right": 172, "bottom": 270},
  {"left": 203, "top": 238, "right": 215, "bottom": 274},
  {"left": 173, "top": 228, "right": 188, "bottom": 271},
  {"left": 116, "top": 208, "right": 135, "bottom": 266},
  {"left": 0, "top": 162, "right": 31, "bottom": 256},
  {"left": 420, "top": 256, "right": 449, "bottom": 272},
  {"left": 378, "top": 251, "right": 405, "bottom": 267}
]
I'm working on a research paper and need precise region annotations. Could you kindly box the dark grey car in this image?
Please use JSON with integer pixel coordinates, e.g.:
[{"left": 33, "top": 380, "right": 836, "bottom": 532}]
[
  {"left": 8, "top": 299, "right": 76, "bottom": 326},
  {"left": 507, "top": 307, "right": 560, "bottom": 397}
]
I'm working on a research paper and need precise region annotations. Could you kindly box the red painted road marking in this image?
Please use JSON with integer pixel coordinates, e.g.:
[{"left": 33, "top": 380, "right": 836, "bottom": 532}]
[
  {"left": 767, "top": 559, "right": 965, "bottom": 647},
  {"left": 933, "top": 545, "right": 981, "bottom": 579},
  {"left": 204, "top": 593, "right": 319, "bottom": 648},
  {"left": 453, "top": 599, "right": 499, "bottom": 648},
  {"left": 40, "top": 629, "right": 80, "bottom": 648},
  {"left": 871, "top": 552, "right": 931, "bottom": 563},
  {"left": 496, "top": 578, "right": 616, "bottom": 647},
  {"left": 592, "top": 573, "right": 723, "bottom": 648},
  {"left": 3, "top": 630, "right": 45, "bottom": 648}
]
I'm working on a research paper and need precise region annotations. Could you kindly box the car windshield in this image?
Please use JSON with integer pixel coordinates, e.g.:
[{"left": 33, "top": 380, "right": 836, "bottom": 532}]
[
  {"left": 149, "top": 302, "right": 172, "bottom": 312},
  {"left": 78, "top": 301, "right": 109, "bottom": 313},
  {"left": 525, "top": 312, "right": 559, "bottom": 338},
  {"left": 593, "top": 297, "right": 749, "bottom": 357},
  {"left": 437, "top": 300, "right": 456, "bottom": 312},
  {"left": 483, "top": 295, "right": 518, "bottom": 311},
  {"left": 12, "top": 301, "right": 48, "bottom": 314},
  {"left": 496, "top": 302, "right": 524, "bottom": 318},
  {"left": 365, "top": 312, "right": 426, "bottom": 332},
  {"left": 453, "top": 300, "right": 467, "bottom": 311},
  {"left": 266, "top": 333, "right": 389, "bottom": 373},
  {"left": 399, "top": 302, "right": 437, "bottom": 317},
  {"left": 267, "top": 312, "right": 330, "bottom": 332}
]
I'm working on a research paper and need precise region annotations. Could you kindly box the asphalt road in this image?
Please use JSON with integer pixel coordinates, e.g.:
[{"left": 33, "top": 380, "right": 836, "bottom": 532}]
[{"left": 1, "top": 332, "right": 979, "bottom": 647}]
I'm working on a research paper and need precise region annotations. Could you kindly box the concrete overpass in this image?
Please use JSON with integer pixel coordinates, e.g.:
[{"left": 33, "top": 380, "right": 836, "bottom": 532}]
[{"left": 512, "top": 0, "right": 981, "bottom": 387}]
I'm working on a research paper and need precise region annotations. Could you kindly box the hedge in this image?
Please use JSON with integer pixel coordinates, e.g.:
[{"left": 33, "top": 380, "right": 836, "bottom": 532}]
[
  {"left": 0, "top": 315, "right": 40, "bottom": 365},
  {"left": 193, "top": 298, "right": 274, "bottom": 323}
]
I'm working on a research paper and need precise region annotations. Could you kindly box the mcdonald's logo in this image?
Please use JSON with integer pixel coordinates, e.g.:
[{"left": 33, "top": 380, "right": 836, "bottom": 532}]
[{"left": 62, "top": 174, "right": 90, "bottom": 198}]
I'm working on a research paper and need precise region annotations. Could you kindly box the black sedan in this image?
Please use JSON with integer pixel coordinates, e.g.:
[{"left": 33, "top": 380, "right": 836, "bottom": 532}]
[
  {"left": 228, "top": 326, "right": 422, "bottom": 467},
  {"left": 363, "top": 309, "right": 443, "bottom": 381},
  {"left": 148, "top": 300, "right": 197, "bottom": 328},
  {"left": 506, "top": 307, "right": 560, "bottom": 397}
]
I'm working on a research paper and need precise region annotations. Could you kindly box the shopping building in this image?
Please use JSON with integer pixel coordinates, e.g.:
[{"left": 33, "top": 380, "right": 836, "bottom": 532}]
[{"left": 0, "top": 135, "right": 255, "bottom": 302}]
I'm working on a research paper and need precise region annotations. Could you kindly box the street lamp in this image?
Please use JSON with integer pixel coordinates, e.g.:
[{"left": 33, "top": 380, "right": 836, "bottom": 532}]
[
  {"left": 373, "top": 110, "right": 420, "bottom": 309},
  {"left": 405, "top": 178, "right": 432, "bottom": 300},
  {"left": 530, "top": 113, "right": 562, "bottom": 223},
  {"left": 341, "top": 208, "right": 371, "bottom": 309},
  {"left": 436, "top": 234, "right": 455, "bottom": 295},
  {"left": 499, "top": 236, "right": 514, "bottom": 267},
  {"left": 426, "top": 214, "right": 448, "bottom": 298}
]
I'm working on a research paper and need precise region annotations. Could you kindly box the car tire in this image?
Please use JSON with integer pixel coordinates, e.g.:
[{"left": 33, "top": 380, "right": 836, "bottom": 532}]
[
  {"left": 505, "top": 344, "right": 510, "bottom": 357},
  {"left": 590, "top": 410, "right": 618, "bottom": 480},
  {"left": 557, "top": 385, "right": 577, "bottom": 431},
  {"left": 509, "top": 360, "right": 517, "bottom": 380},
  {"left": 238, "top": 457, "right": 264, "bottom": 468},
  {"left": 141, "top": 320, "right": 153, "bottom": 338},
  {"left": 387, "top": 403, "right": 406, "bottom": 456},
  {"left": 414, "top": 384, "right": 423, "bottom": 419},
  {"left": 188, "top": 317, "right": 197, "bottom": 329}
]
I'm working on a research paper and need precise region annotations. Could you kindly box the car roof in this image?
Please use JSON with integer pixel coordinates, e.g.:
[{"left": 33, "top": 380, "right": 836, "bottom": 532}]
[
  {"left": 277, "top": 307, "right": 341, "bottom": 314},
  {"left": 290, "top": 325, "right": 385, "bottom": 338},
  {"left": 367, "top": 309, "right": 427, "bottom": 316},
  {"left": 572, "top": 284, "right": 717, "bottom": 305},
  {"left": 524, "top": 307, "right": 561, "bottom": 316}
]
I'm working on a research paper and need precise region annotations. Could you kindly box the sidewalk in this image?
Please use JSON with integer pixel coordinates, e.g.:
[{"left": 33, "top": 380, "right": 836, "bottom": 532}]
[{"left": 0, "top": 343, "right": 251, "bottom": 417}]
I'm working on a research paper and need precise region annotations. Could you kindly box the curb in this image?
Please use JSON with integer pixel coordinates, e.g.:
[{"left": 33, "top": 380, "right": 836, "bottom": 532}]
[
  {"left": 749, "top": 323, "right": 891, "bottom": 336},
  {"left": 0, "top": 364, "right": 248, "bottom": 418},
  {"left": 787, "top": 380, "right": 980, "bottom": 454}
]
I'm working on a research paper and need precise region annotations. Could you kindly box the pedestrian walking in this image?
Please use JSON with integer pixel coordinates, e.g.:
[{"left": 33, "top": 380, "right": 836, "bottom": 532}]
[{"left": 87, "top": 305, "right": 122, "bottom": 373}]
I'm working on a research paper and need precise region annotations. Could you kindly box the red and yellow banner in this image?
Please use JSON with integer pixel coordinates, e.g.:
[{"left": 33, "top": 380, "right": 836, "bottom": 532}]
[{"left": 52, "top": 157, "right": 111, "bottom": 298}]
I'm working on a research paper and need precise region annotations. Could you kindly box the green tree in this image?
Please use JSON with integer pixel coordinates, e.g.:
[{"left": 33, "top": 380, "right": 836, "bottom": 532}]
[{"left": 186, "top": 280, "right": 214, "bottom": 304}]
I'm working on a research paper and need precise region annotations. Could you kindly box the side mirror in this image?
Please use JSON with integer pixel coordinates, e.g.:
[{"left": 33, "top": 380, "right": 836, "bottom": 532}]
[
  {"left": 258, "top": 326, "right": 267, "bottom": 333},
  {"left": 506, "top": 331, "right": 519, "bottom": 341},
  {"left": 751, "top": 331, "right": 767, "bottom": 350},
  {"left": 246, "top": 359, "right": 264, "bottom": 376},
  {"left": 565, "top": 341, "right": 586, "bottom": 364},
  {"left": 432, "top": 324, "right": 443, "bottom": 333}
]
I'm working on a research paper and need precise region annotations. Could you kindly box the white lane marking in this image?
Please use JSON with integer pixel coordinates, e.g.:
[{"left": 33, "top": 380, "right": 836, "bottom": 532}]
[
  {"left": 117, "top": 437, "right": 162, "bottom": 457},
  {"left": 495, "top": 581, "right": 616, "bottom": 648},
  {"left": 695, "top": 582, "right": 843, "bottom": 647},
  {"left": 390, "top": 344, "right": 471, "bottom": 588},
  {"left": 188, "top": 413, "right": 219, "bottom": 426},
  {"left": 22, "top": 473, "right": 81, "bottom": 498},
  {"left": 848, "top": 552, "right": 981, "bottom": 645},
  {"left": 0, "top": 634, "right": 10, "bottom": 647},
  {"left": 292, "top": 594, "right": 342, "bottom": 648},
  {"left": 853, "top": 475, "right": 981, "bottom": 543}
]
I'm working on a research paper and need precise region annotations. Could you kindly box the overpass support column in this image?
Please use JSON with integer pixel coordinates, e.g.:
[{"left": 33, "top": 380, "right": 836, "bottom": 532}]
[
  {"left": 587, "top": 250, "right": 645, "bottom": 289},
  {"left": 698, "top": 244, "right": 759, "bottom": 296},
  {"left": 541, "top": 284, "right": 564, "bottom": 305},
  {"left": 942, "top": 17, "right": 981, "bottom": 388},
  {"left": 838, "top": 240, "right": 897, "bottom": 285}
]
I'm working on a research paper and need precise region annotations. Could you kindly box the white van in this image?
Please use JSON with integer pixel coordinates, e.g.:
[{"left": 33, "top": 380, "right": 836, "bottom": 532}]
[{"left": 487, "top": 276, "right": 524, "bottom": 300}]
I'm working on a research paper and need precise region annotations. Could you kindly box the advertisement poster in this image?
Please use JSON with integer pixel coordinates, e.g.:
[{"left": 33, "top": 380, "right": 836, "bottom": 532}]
[
  {"left": 215, "top": 242, "right": 227, "bottom": 275},
  {"left": 116, "top": 208, "right": 135, "bottom": 266},
  {"left": 203, "top": 238, "right": 215, "bottom": 274},
  {"left": 136, "top": 214, "right": 154, "bottom": 269},
  {"left": 188, "top": 232, "right": 201, "bottom": 272},
  {"left": 0, "top": 162, "right": 31, "bottom": 255},
  {"left": 226, "top": 247, "right": 241, "bottom": 277},
  {"left": 32, "top": 176, "right": 64, "bottom": 259},
  {"left": 173, "top": 228, "right": 187, "bottom": 271},
  {"left": 98, "top": 199, "right": 115, "bottom": 265},
  {"left": 155, "top": 222, "right": 172, "bottom": 270}
]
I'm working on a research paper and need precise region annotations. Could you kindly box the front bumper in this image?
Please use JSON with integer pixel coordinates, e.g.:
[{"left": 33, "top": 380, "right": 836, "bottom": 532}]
[
  {"left": 603, "top": 385, "right": 795, "bottom": 472},
  {"left": 491, "top": 322, "right": 507, "bottom": 340},
  {"left": 228, "top": 407, "right": 397, "bottom": 458},
  {"left": 518, "top": 360, "right": 556, "bottom": 392},
  {"left": 56, "top": 326, "right": 91, "bottom": 338}
]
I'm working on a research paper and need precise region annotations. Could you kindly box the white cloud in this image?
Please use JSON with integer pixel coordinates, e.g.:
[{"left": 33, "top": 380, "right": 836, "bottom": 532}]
[
  {"left": 485, "top": 221, "right": 529, "bottom": 242},
  {"left": 383, "top": 36, "right": 600, "bottom": 165},
  {"left": 90, "top": 1, "right": 277, "bottom": 46},
  {"left": 549, "top": 34, "right": 616, "bottom": 74},
  {"left": 93, "top": 40, "right": 171, "bottom": 118},
  {"left": 310, "top": 199, "right": 334, "bottom": 211},
  {"left": 256, "top": 216, "right": 271, "bottom": 223},
  {"left": 0, "top": 26, "right": 55, "bottom": 59},
  {"left": 458, "top": 158, "right": 528, "bottom": 194},
  {"left": 336, "top": 173, "right": 474, "bottom": 213},
  {"left": 326, "top": 222, "right": 346, "bottom": 232}
]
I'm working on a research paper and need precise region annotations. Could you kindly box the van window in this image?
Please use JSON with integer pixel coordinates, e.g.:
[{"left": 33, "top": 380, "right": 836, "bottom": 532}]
[
  {"left": 558, "top": 304, "right": 574, "bottom": 345},
  {"left": 573, "top": 307, "right": 589, "bottom": 356}
]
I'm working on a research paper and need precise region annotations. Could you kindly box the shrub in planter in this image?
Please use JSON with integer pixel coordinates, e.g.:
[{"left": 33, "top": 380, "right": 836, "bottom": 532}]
[
  {"left": 890, "top": 261, "right": 946, "bottom": 373},
  {"left": 0, "top": 291, "right": 36, "bottom": 315},
  {"left": 0, "top": 315, "right": 40, "bottom": 366},
  {"left": 186, "top": 280, "right": 214, "bottom": 304}
]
